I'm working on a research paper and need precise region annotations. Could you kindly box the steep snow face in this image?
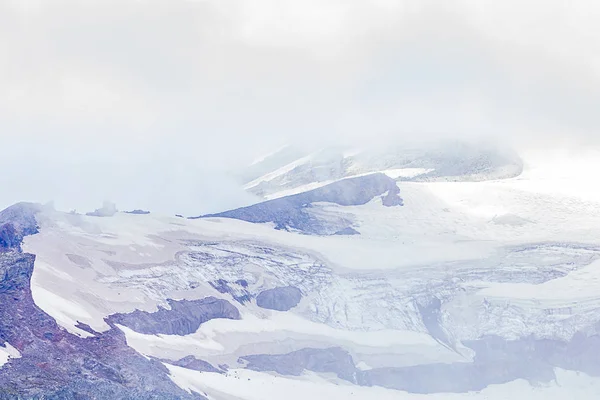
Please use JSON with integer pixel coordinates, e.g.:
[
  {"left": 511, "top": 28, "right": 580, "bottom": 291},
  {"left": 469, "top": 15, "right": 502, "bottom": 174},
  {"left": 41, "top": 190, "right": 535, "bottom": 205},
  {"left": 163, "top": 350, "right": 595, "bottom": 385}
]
[{"left": 240, "top": 141, "right": 523, "bottom": 199}]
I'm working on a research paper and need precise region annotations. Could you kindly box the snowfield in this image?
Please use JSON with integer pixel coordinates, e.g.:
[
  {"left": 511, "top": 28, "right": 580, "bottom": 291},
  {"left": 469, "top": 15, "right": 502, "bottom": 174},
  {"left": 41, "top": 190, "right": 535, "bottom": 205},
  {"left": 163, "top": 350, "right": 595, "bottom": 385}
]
[{"left": 16, "top": 146, "right": 600, "bottom": 398}]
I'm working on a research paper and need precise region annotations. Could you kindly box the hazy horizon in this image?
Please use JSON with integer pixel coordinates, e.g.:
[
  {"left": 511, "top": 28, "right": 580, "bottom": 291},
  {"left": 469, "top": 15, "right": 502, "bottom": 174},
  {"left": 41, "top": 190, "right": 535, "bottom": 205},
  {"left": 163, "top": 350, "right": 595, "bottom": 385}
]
[{"left": 1, "top": 0, "right": 599, "bottom": 214}]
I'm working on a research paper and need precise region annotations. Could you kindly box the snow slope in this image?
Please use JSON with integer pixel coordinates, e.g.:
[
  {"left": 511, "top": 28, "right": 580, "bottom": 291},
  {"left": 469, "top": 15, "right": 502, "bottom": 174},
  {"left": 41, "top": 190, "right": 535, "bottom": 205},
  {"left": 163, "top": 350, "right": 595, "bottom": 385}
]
[
  {"left": 9, "top": 145, "right": 600, "bottom": 398},
  {"left": 165, "top": 367, "right": 600, "bottom": 400}
]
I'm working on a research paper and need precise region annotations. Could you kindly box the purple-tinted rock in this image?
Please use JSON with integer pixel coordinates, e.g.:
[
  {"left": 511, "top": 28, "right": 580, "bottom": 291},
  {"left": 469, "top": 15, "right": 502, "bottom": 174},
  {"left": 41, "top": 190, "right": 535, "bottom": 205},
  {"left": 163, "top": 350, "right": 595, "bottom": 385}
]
[
  {"left": 107, "top": 297, "right": 241, "bottom": 335},
  {"left": 0, "top": 203, "right": 40, "bottom": 251},
  {"left": 124, "top": 209, "right": 151, "bottom": 215},
  {"left": 170, "top": 356, "right": 222, "bottom": 373},
  {"left": 381, "top": 189, "right": 403, "bottom": 206},
  {"left": 198, "top": 173, "right": 403, "bottom": 235},
  {"left": 0, "top": 203, "right": 203, "bottom": 399},
  {"left": 241, "top": 347, "right": 357, "bottom": 382},
  {"left": 256, "top": 286, "right": 302, "bottom": 311},
  {"left": 0, "top": 251, "right": 203, "bottom": 399},
  {"left": 209, "top": 279, "right": 252, "bottom": 304}
]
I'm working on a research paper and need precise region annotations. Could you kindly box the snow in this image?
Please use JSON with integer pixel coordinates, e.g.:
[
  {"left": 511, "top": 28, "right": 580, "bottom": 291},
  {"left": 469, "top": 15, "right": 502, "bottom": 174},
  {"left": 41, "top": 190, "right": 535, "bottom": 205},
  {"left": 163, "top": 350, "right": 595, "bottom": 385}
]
[
  {"left": 117, "top": 307, "right": 461, "bottom": 372},
  {"left": 475, "top": 258, "right": 600, "bottom": 309},
  {"left": 262, "top": 169, "right": 433, "bottom": 200},
  {"left": 0, "top": 343, "right": 21, "bottom": 367},
  {"left": 355, "top": 361, "right": 372, "bottom": 371},
  {"left": 244, "top": 155, "right": 313, "bottom": 190},
  {"left": 381, "top": 168, "right": 433, "bottom": 179},
  {"left": 264, "top": 181, "right": 335, "bottom": 200},
  {"left": 22, "top": 148, "right": 600, "bottom": 338},
  {"left": 16, "top": 145, "right": 600, "bottom": 397},
  {"left": 249, "top": 145, "right": 291, "bottom": 166},
  {"left": 165, "top": 366, "right": 600, "bottom": 400},
  {"left": 30, "top": 285, "right": 95, "bottom": 338},
  {"left": 119, "top": 311, "right": 442, "bottom": 358}
]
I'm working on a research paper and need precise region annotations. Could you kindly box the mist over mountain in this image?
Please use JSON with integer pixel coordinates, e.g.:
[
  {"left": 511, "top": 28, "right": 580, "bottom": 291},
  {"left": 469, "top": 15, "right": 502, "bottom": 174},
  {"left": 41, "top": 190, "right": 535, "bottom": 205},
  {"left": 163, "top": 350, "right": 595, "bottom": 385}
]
[{"left": 2, "top": 1, "right": 600, "bottom": 399}]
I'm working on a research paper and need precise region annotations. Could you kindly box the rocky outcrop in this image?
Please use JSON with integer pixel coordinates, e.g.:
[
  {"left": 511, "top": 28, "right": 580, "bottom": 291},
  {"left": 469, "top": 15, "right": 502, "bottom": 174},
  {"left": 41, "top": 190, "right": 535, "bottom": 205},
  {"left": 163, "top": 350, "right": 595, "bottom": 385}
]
[
  {"left": 169, "top": 356, "right": 223, "bottom": 373},
  {"left": 0, "top": 203, "right": 40, "bottom": 251},
  {"left": 0, "top": 204, "right": 203, "bottom": 399},
  {"left": 256, "top": 286, "right": 302, "bottom": 311},
  {"left": 200, "top": 173, "right": 402, "bottom": 235},
  {"left": 107, "top": 297, "right": 241, "bottom": 335},
  {"left": 124, "top": 209, "right": 151, "bottom": 215},
  {"left": 241, "top": 347, "right": 357, "bottom": 382}
]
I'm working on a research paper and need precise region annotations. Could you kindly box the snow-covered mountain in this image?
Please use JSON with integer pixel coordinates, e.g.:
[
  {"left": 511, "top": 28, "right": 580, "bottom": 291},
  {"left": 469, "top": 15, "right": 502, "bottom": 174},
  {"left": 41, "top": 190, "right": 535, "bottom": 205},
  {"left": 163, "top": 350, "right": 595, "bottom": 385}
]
[
  {"left": 238, "top": 140, "right": 523, "bottom": 200},
  {"left": 2, "top": 145, "right": 600, "bottom": 399}
]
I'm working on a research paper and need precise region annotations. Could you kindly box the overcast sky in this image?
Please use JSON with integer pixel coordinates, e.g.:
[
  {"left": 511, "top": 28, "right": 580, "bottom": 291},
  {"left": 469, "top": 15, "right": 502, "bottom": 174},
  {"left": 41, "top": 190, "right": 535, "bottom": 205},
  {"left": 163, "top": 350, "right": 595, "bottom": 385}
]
[{"left": 1, "top": 0, "right": 599, "bottom": 214}]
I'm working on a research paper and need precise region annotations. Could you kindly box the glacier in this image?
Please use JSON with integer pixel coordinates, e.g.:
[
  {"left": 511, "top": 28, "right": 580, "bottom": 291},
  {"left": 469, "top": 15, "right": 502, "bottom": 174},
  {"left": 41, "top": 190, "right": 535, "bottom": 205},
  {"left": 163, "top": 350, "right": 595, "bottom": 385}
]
[{"left": 0, "top": 146, "right": 600, "bottom": 398}]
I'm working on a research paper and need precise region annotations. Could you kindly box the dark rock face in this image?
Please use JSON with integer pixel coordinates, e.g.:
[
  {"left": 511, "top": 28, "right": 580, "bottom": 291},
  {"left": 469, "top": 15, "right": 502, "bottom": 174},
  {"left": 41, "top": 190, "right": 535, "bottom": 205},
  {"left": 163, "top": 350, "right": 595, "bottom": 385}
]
[
  {"left": 107, "top": 297, "right": 241, "bottom": 335},
  {"left": 0, "top": 204, "right": 203, "bottom": 399},
  {"left": 381, "top": 190, "right": 403, "bottom": 206},
  {"left": 169, "top": 356, "right": 222, "bottom": 373},
  {"left": 240, "top": 143, "right": 523, "bottom": 199},
  {"left": 0, "top": 224, "right": 20, "bottom": 251},
  {"left": 0, "top": 203, "right": 40, "bottom": 251},
  {"left": 256, "top": 286, "right": 302, "bottom": 311},
  {"left": 241, "top": 347, "right": 357, "bottom": 382},
  {"left": 199, "top": 173, "right": 402, "bottom": 235},
  {"left": 125, "top": 209, "right": 151, "bottom": 215},
  {"left": 333, "top": 227, "right": 360, "bottom": 235}
]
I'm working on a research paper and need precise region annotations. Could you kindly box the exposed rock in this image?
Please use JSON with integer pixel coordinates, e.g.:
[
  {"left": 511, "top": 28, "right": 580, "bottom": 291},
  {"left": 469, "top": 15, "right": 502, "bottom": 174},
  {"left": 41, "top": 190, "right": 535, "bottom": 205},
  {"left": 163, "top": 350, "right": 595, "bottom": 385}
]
[
  {"left": 0, "top": 204, "right": 203, "bottom": 399},
  {"left": 381, "top": 190, "right": 403, "bottom": 206},
  {"left": 0, "top": 203, "right": 40, "bottom": 251},
  {"left": 209, "top": 279, "right": 252, "bottom": 304},
  {"left": 107, "top": 297, "right": 241, "bottom": 335},
  {"left": 333, "top": 227, "right": 360, "bottom": 235},
  {"left": 0, "top": 252, "right": 203, "bottom": 399},
  {"left": 124, "top": 209, "right": 151, "bottom": 215},
  {"left": 200, "top": 173, "right": 402, "bottom": 235},
  {"left": 256, "top": 286, "right": 302, "bottom": 311},
  {"left": 241, "top": 347, "right": 357, "bottom": 382},
  {"left": 169, "top": 356, "right": 222, "bottom": 373}
]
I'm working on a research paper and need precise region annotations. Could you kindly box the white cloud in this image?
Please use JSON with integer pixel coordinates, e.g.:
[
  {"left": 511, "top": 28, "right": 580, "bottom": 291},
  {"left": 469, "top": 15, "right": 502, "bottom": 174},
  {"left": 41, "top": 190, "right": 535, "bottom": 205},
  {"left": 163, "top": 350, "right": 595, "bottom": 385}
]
[{"left": 0, "top": 0, "right": 599, "bottom": 213}]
